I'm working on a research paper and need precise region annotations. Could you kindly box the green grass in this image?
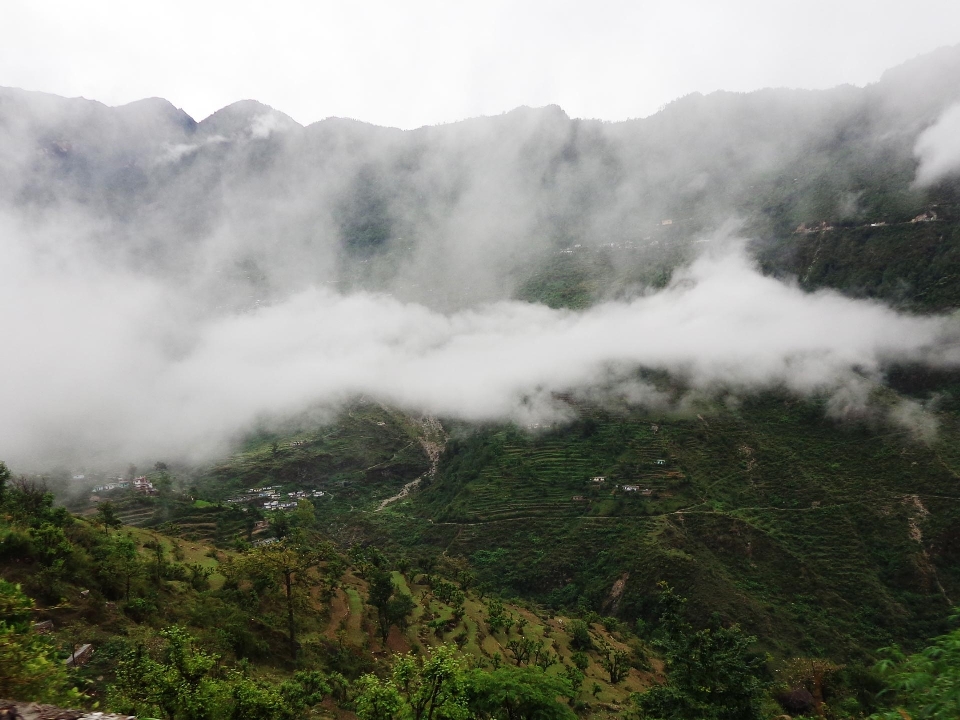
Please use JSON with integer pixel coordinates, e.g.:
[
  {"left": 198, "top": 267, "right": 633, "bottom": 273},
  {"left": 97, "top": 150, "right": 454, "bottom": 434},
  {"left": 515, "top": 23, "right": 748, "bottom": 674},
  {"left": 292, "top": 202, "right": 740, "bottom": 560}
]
[{"left": 358, "top": 392, "right": 960, "bottom": 661}]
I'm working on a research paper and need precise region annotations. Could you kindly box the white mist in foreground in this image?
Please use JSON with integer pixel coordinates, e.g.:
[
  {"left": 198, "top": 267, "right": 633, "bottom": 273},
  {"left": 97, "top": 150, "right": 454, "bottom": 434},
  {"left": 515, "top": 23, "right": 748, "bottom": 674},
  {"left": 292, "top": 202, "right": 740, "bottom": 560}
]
[
  {"left": 915, "top": 101, "right": 960, "bottom": 186},
  {"left": 2, "top": 239, "right": 957, "bottom": 468}
]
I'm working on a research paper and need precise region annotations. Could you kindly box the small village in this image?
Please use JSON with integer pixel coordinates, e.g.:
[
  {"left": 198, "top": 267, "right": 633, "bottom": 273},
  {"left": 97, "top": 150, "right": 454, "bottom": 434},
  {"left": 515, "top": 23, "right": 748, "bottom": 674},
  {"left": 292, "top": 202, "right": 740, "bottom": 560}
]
[
  {"left": 575, "top": 461, "right": 671, "bottom": 502},
  {"left": 90, "top": 476, "right": 157, "bottom": 499},
  {"left": 223, "top": 485, "right": 326, "bottom": 511}
]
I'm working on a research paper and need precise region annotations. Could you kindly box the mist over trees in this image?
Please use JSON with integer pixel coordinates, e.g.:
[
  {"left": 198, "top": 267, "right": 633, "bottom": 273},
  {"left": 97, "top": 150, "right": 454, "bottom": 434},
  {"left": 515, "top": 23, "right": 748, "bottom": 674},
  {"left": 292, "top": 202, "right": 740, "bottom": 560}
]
[
  {"left": 3, "top": 45, "right": 960, "bottom": 311},
  {"left": 3, "top": 45, "right": 960, "bottom": 470}
]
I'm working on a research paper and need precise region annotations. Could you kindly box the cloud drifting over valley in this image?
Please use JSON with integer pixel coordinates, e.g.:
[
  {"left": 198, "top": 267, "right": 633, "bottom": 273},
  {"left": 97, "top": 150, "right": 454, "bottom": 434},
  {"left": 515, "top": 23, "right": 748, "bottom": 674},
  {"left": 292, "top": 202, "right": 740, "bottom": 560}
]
[
  {"left": 2, "top": 217, "right": 957, "bottom": 469},
  {"left": 4, "top": 57, "right": 960, "bottom": 470}
]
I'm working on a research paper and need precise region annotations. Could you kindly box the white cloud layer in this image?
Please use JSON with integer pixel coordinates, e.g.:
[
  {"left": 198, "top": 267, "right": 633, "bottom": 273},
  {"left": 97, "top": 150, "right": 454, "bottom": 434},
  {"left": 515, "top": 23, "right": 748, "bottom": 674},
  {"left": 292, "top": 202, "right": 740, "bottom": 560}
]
[
  {"left": 2, "top": 215, "right": 957, "bottom": 469},
  {"left": 914, "top": 102, "right": 960, "bottom": 185}
]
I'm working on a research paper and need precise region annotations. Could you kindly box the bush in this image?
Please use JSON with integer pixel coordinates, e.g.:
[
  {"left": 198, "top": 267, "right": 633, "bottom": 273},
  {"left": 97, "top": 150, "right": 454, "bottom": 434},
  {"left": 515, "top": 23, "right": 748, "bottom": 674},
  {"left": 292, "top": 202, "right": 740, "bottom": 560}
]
[
  {"left": 569, "top": 620, "right": 593, "bottom": 651},
  {"left": 124, "top": 597, "right": 157, "bottom": 622},
  {"left": 0, "top": 580, "right": 82, "bottom": 704}
]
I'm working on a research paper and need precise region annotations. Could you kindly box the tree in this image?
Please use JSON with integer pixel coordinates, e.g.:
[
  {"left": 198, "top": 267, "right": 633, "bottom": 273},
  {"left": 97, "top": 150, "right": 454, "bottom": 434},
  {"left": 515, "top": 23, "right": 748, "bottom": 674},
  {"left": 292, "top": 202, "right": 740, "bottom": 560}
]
[
  {"left": 507, "top": 637, "right": 536, "bottom": 666},
  {"left": 355, "top": 674, "right": 403, "bottom": 720},
  {"left": 388, "top": 591, "right": 417, "bottom": 632},
  {"left": 0, "top": 580, "right": 82, "bottom": 705},
  {"left": 632, "top": 584, "right": 767, "bottom": 720},
  {"left": 235, "top": 539, "right": 327, "bottom": 660},
  {"left": 96, "top": 501, "right": 123, "bottom": 534},
  {"left": 269, "top": 512, "right": 290, "bottom": 540},
  {"left": 487, "top": 598, "right": 508, "bottom": 634},
  {"left": 103, "top": 534, "right": 143, "bottom": 602},
  {"left": 569, "top": 620, "right": 593, "bottom": 651},
  {"left": 367, "top": 568, "right": 416, "bottom": 643},
  {"left": 465, "top": 665, "right": 577, "bottom": 720},
  {"left": 597, "top": 641, "right": 630, "bottom": 684},
  {"left": 570, "top": 651, "right": 589, "bottom": 671},
  {"left": 109, "top": 625, "right": 222, "bottom": 720},
  {"left": 355, "top": 645, "right": 468, "bottom": 720},
  {"left": 109, "top": 625, "right": 336, "bottom": 720},
  {"left": 869, "top": 618, "right": 960, "bottom": 720},
  {"left": 144, "top": 538, "right": 167, "bottom": 586},
  {"left": 293, "top": 498, "right": 315, "bottom": 529},
  {"left": 29, "top": 522, "right": 72, "bottom": 566}
]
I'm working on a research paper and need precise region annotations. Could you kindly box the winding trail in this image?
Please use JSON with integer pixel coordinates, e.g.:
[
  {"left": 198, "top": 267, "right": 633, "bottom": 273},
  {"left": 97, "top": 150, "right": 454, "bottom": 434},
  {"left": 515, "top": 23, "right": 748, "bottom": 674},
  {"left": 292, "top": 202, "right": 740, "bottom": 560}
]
[{"left": 377, "top": 415, "right": 446, "bottom": 511}]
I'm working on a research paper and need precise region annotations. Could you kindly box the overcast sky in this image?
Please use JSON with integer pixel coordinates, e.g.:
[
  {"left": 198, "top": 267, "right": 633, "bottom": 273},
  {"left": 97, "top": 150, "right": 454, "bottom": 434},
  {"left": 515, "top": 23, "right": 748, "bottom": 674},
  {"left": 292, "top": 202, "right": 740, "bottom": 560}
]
[{"left": 3, "top": 0, "right": 960, "bottom": 129}]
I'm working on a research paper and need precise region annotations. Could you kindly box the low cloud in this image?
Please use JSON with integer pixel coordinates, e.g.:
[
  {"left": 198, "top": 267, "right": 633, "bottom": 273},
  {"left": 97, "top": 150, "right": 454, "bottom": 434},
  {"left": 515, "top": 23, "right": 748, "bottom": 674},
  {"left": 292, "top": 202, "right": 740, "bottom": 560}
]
[
  {"left": 914, "top": 101, "right": 960, "bottom": 186},
  {"left": 2, "top": 214, "right": 957, "bottom": 470}
]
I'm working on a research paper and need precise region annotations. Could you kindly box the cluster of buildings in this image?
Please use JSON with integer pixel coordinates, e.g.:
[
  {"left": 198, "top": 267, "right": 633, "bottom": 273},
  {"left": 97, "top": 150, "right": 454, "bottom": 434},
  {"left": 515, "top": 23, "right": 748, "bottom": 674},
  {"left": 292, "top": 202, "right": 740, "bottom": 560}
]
[
  {"left": 223, "top": 486, "right": 325, "bottom": 511},
  {"left": 132, "top": 477, "right": 157, "bottom": 495},
  {"left": 263, "top": 499, "right": 299, "bottom": 511},
  {"left": 92, "top": 480, "right": 130, "bottom": 493},
  {"left": 262, "top": 489, "right": 324, "bottom": 511},
  {"left": 588, "top": 472, "right": 661, "bottom": 496},
  {"left": 90, "top": 476, "right": 156, "bottom": 496}
]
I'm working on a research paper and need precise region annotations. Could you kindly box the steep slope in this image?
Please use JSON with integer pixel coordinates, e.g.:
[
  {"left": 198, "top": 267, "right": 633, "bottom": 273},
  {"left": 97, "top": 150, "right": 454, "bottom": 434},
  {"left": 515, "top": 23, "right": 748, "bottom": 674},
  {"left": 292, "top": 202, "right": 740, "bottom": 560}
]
[{"left": 3, "top": 45, "right": 960, "bottom": 311}]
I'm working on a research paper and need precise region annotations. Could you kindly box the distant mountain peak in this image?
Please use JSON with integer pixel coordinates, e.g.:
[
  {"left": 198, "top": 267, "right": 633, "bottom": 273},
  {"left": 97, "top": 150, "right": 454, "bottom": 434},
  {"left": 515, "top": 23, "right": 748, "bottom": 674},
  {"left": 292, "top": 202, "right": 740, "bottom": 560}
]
[{"left": 197, "top": 100, "right": 301, "bottom": 140}]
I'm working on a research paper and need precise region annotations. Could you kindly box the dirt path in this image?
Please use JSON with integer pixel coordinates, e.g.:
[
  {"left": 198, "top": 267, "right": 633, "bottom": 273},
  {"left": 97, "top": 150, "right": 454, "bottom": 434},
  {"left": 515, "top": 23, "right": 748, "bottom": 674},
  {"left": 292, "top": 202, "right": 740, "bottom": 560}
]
[{"left": 377, "top": 415, "right": 445, "bottom": 511}]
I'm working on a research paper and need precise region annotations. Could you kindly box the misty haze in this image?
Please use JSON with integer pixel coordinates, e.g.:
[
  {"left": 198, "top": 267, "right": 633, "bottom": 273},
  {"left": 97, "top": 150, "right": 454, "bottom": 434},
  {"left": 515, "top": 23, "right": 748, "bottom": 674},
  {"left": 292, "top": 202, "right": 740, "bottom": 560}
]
[
  {"left": 4, "top": 46, "right": 960, "bottom": 468},
  {"left": 4, "top": 25, "right": 960, "bottom": 720}
]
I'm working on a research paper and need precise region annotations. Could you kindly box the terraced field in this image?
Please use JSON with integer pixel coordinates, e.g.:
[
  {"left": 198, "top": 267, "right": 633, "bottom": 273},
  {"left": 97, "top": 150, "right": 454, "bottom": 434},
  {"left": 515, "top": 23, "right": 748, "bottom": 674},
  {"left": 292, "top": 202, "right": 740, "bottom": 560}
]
[{"left": 389, "top": 393, "right": 960, "bottom": 659}]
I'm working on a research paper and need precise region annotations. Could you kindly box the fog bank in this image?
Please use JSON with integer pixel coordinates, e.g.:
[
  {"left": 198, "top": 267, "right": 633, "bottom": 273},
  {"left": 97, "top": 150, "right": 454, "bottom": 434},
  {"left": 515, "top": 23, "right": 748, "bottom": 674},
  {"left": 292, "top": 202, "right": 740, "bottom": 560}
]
[{"left": 2, "top": 221, "right": 957, "bottom": 468}]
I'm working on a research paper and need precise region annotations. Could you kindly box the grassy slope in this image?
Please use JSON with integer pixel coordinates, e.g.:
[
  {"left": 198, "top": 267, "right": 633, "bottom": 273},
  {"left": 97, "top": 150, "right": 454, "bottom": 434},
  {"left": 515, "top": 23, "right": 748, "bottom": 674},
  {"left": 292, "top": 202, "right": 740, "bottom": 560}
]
[
  {"left": 152, "top": 389, "right": 960, "bottom": 664},
  {"left": 370, "top": 394, "right": 960, "bottom": 661},
  {"left": 1, "top": 516, "right": 651, "bottom": 717}
]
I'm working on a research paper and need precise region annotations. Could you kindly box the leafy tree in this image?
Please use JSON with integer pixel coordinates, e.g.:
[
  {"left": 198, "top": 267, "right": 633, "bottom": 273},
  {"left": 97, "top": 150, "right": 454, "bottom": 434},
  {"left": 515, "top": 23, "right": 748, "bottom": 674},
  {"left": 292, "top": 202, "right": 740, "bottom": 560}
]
[
  {"left": 30, "top": 522, "right": 72, "bottom": 566},
  {"left": 775, "top": 657, "right": 843, "bottom": 717},
  {"left": 102, "top": 534, "right": 143, "bottom": 602},
  {"left": 96, "top": 500, "right": 123, "bottom": 534},
  {"left": 293, "top": 498, "right": 315, "bottom": 528},
  {"left": 597, "top": 641, "right": 630, "bottom": 684},
  {"left": 234, "top": 538, "right": 334, "bottom": 660},
  {"left": 632, "top": 584, "right": 767, "bottom": 720},
  {"left": 356, "top": 645, "right": 469, "bottom": 720},
  {"left": 187, "top": 563, "right": 214, "bottom": 592},
  {"left": 144, "top": 538, "right": 167, "bottom": 586},
  {"left": 228, "top": 676, "right": 288, "bottom": 720},
  {"left": 869, "top": 617, "right": 960, "bottom": 720},
  {"left": 0, "top": 580, "right": 82, "bottom": 704},
  {"left": 368, "top": 568, "right": 416, "bottom": 643},
  {"left": 569, "top": 620, "right": 593, "bottom": 651},
  {"left": 561, "top": 664, "right": 585, "bottom": 698},
  {"left": 0, "top": 460, "right": 9, "bottom": 502},
  {"left": 389, "top": 591, "right": 417, "bottom": 632},
  {"left": 487, "top": 598, "right": 508, "bottom": 634},
  {"left": 280, "top": 669, "right": 346, "bottom": 710},
  {"left": 570, "top": 651, "right": 589, "bottom": 671},
  {"left": 355, "top": 674, "right": 404, "bottom": 720},
  {"left": 110, "top": 625, "right": 338, "bottom": 719},
  {"left": 109, "top": 625, "right": 223, "bottom": 720},
  {"left": 3, "top": 476, "right": 61, "bottom": 523},
  {"left": 507, "top": 637, "right": 536, "bottom": 666},
  {"left": 269, "top": 511, "right": 290, "bottom": 539},
  {"left": 465, "top": 664, "right": 577, "bottom": 720}
]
